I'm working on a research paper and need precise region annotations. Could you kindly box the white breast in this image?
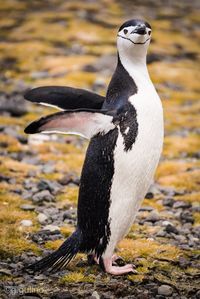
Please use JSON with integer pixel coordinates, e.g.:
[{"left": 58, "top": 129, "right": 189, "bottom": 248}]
[{"left": 107, "top": 70, "right": 164, "bottom": 247}]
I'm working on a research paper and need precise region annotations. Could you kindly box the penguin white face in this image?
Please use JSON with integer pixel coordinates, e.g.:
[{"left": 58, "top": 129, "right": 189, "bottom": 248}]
[{"left": 117, "top": 19, "right": 151, "bottom": 56}]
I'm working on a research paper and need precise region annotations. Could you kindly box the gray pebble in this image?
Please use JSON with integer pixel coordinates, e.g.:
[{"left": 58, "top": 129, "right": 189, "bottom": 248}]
[
  {"left": 20, "top": 204, "right": 35, "bottom": 211},
  {"left": 162, "top": 197, "right": 174, "bottom": 207},
  {"left": 146, "top": 211, "right": 161, "bottom": 223},
  {"left": 37, "top": 213, "right": 48, "bottom": 224},
  {"left": 43, "top": 225, "right": 60, "bottom": 232},
  {"left": 32, "top": 190, "right": 55, "bottom": 203},
  {"left": 158, "top": 285, "right": 173, "bottom": 296},
  {"left": 173, "top": 201, "right": 191, "bottom": 209}
]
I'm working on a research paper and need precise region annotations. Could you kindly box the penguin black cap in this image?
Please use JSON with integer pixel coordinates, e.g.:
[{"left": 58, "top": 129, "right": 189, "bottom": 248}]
[{"left": 118, "top": 19, "right": 151, "bottom": 32}]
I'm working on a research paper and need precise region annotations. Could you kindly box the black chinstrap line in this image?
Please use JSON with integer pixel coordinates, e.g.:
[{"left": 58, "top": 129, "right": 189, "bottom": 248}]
[{"left": 117, "top": 34, "right": 150, "bottom": 45}]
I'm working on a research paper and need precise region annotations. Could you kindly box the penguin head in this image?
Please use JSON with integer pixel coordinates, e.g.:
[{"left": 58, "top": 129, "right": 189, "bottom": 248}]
[{"left": 117, "top": 19, "right": 151, "bottom": 57}]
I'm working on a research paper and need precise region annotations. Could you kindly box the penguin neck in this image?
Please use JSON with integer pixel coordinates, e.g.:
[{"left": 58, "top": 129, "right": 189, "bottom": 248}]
[{"left": 118, "top": 47, "right": 150, "bottom": 82}]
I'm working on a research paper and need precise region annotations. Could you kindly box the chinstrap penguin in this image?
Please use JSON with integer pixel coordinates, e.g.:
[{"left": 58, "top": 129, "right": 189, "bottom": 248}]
[{"left": 24, "top": 19, "right": 164, "bottom": 275}]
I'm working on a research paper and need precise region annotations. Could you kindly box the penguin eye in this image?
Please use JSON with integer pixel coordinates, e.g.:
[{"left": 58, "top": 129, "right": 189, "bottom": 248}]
[
  {"left": 123, "top": 29, "right": 128, "bottom": 35},
  {"left": 148, "top": 30, "right": 151, "bottom": 36}
]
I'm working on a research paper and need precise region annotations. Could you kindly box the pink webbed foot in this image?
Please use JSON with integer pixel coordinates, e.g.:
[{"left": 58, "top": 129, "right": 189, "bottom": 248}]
[{"left": 102, "top": 258, "right": 137, "bottom": 275}]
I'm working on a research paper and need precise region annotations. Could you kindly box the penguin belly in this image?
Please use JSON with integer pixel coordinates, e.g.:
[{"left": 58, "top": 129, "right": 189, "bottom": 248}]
[{"left": 104, "top": 93, "right": 164, "bottom": 257}]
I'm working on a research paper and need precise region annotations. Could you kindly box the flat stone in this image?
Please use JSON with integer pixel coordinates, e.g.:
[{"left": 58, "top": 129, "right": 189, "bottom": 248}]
[
  {"left": 146, "top": 211, "right": 161, "bottom": 223},
  {"left": 162, "top": 197, "right": 174, "bottom": 207},
  {"left": 139, "top": 206, "right": 154, "bottom": 212},
  {"left": 37, "top": 179, "right": 62, "bottom": 195},
  {"left": 0, "top": 268, "right": 12, "bottom": 275},
  {"left": 161, "top": 220, "right": 173, "bottom": 227},
  {"left": 43, "top": 225, "right": 60, "bottom": 232},
  {"left": 158, "top": 285, "right": 173, "bottom": 296},
  {"left": 156, "top": 229, "right": 166, "bottom": 237},
  {"left": 20, "top": 204, "right": 35, "bottom": 211},
  {"left": 173, "top": 201, "right": 191, "bottom": 209},
  {"left": 32, "top": 190, "right": 55, "bottom": 203},
  {"left": 20, "top": 220, "right": 33, "bottom": 227}
]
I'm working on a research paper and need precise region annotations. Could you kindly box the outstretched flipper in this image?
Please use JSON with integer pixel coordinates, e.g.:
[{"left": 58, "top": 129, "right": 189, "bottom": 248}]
[
  {"left": 24, "top": 109, "right": 115, "bottom": 139},
  {"left": 24, "top": 86, "right": 105, "bottom": 110}
]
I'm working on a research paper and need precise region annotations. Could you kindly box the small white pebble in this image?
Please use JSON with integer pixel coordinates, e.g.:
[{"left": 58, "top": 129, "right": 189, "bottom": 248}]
[
  {"left": 20, "top": 220, "right": 33, "bottom": 227},
  {"left": 162, "top": 220, "right": 173, "bottom": 227},
  {"left": 91, "top": 291, "right": 100, "bottom": 299},
  {"left": 37, "top": 213, "right": 48, "bottom": 224},
  {"left": 43, "top": 225, "right": 60, "bottom": 232}
]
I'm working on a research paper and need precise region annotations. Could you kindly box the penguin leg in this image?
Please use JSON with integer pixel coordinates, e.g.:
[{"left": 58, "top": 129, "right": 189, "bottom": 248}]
[
  {"left": 100, "top": 257, "right": 137, "bottom": 275},
  {"left": 100, "top": 239, "right": 137, "bottom": 275},
  {"left": 88, "top": 253, "right": 123, "bottom": 266}
]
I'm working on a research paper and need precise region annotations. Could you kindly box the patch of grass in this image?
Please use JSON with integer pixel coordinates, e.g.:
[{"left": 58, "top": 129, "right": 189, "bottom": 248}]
[
  {"left": 193, "top": 212, "right": 200, "bottom": 226},
  {"left": 118, "top": 238, "right": 181, "bottom": 262},
  {"left": 0, "top": 156, "right": 38, "bottom": 183},
  {"left": 0, "top": 189, "right": 40, "bottom": 258},
  {"left": 60, "top": 225, "right": 74, "bottom": 238},
  {"left": 59, "top": 271, "right": 95, "bottom": 284},
  {"left": 0, "top": 225, "right": 40, "bottom": 258},
  {"left": 175, "top": 192, "right": 200, "bottom": 203},
  {"left": 44, "top": 239, "right": 63, "bottom": 250},
  {"left": 156, "top": 160, "right": 200, "bottom": 179},
  {"left": 158, "top": 169, "right": 200, "bottom": 192},
  {"left": 163, "top": 134, "right": 200, "bottom": 158}
]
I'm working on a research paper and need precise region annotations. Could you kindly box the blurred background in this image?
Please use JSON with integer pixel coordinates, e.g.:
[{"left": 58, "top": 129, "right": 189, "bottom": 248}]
[{"left": 0, "top": 0, "right": 199, "bottom": 298}]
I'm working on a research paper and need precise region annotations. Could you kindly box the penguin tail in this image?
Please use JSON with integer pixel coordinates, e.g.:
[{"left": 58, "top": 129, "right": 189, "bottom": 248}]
[{"left": 26, "top": 229, "right": 83, "bottom": 273}]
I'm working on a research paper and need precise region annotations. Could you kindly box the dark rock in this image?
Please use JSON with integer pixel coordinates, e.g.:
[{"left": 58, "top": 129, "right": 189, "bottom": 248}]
[
  {"left": 17, "top": 134, "right": 28, "bottom": 144},
  {"left": 63, "top": 210, "right": 76, "bottom": 220},
  {"left": 173, "top": 201, "right": 191, "bottom": 209},
  {"left": 139, "top": 206, "right": 154, "bottom": 212},
  {"left": 147, "top": 53, "right": 164, "bottom": 64},
  {"left": 178, "top": 257, "right": 191, "bottom": 269},
  {"left": 0, "top": 174, "right": 10, "bottom": 182},
  {"left": 0, "top": 92, "right": 28, "bottom": 116},
  {"left": 162, "top": 197, "right": 175, "bottom": 207},
  {"left": 51, "top": 291, "right": 75, "bottom": 299},
  {"left": 180, "top": 211, "right": 194, "bottom": 224},
  {"left": 145, "top": 192, "right": 154, "bottom": 199},
  {"left": 165, "top": 224, "right": 179, "bottom": 234},
  {"left": 37, "top": 179, "right": 62, "bottom": 195}
]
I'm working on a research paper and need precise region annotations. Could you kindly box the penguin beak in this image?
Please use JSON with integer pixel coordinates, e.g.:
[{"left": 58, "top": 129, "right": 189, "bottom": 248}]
[{"left": 131, "top": 24, "right": 147, "bottom": 35}]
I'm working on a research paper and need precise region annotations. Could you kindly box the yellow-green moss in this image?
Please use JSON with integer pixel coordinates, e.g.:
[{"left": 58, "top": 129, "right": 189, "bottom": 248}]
[
  {"left": 59, "top": 272, "right": 95, "bottom": 284},
  {"left": 175, "top": 192, "right": 200, "bottom": 203},
  {"left": 193, "top": 212, "right": 200, "bottom": 226},
  {"left": 158, "top": 169, "right": 200, "bottom": 192},
  {"left": 118, "top": 238, "right": 181, "bottom": 262},
  {"left": 44, "top": 239, "right": 63, "bottom": 250}
]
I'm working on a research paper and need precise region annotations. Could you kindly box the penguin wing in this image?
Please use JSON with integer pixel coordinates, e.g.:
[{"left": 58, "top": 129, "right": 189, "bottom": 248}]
[
  {"left": 24, "top": 109, "right": 115, "bottom": 139},
  {"left": 24, "top": 86, "right": 105, "bottom": 110}
]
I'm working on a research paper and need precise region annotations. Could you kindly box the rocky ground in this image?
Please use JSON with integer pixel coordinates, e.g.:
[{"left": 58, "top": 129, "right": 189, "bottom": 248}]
[{"left": 0, "top": 0, "right": 200, "bottom": 298}]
